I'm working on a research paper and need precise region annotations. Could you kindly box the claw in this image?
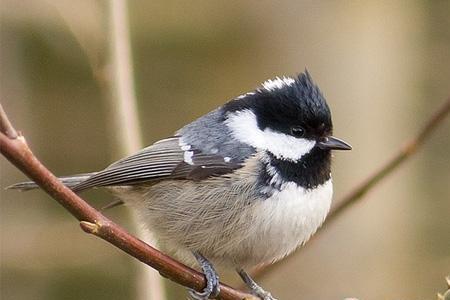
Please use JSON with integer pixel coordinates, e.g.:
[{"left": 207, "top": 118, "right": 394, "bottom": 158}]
[
  {"left": 237, "top": 269, "right": 277, "bottom": 300},
  {"left": 188, "top": 252, "right": 220, "bottom": 299}
]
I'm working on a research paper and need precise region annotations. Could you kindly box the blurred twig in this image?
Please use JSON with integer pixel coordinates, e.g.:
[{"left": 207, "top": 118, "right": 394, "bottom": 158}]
[
  {"left": 254, "top": 96, "right": 450, "bottom": 279},
  {"left": 107, "top": 1, "right": 165, "bottom": 299},
  {"left": 0, "top": 106, "right": 258, "bottom": 300},
  {"left": 108, "top": 0, "right": 143, "bottom": 155},
  {"left": 56, "top": 2, "right": 164, "bottom": 298}
]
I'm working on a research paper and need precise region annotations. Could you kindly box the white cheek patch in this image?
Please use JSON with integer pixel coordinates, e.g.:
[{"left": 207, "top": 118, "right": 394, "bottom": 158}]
[
  {"left": 262, "top": 127, "right": 316, "bottom": 161},
  {"left": 225, "top": 110, "right": 316, "bottom": 161}
]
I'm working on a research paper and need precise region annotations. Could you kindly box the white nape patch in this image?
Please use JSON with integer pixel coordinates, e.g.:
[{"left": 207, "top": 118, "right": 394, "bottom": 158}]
[
  {"left": 262, "top": 76, "right": 295, "bottom": 91},
  {"left": 252, "top": 179, "right": 333, "bottom": 262},
  {"left": 224, "top": 157, "right": 231, "bottom": 163},
  {"left": 225, "top": 110, "right": 316, "bottom": 161}
]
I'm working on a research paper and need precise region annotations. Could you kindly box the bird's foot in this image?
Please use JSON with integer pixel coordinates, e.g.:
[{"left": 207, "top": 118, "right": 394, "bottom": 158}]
[
  {"left": 188, "top": 252, "right": 220, "bottom": 299},
  {"left": 237, "top": 269, "right": 277, "bottom": 300}
]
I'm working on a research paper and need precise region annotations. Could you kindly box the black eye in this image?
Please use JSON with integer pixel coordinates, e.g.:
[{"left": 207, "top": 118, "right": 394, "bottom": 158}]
[{"left": 290, "top": 126, "right": 305, "bottom": 137}]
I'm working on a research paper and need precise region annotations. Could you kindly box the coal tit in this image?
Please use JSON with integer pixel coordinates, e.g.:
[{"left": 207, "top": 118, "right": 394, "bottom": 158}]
[{"left": 11, "top": 70, "right": 351, "bottom": 300}]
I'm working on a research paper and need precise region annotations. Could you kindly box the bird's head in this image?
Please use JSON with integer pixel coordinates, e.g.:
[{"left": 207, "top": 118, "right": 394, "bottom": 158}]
[{"left": 223, "top": 70, "right": 351, "bottom": 162}]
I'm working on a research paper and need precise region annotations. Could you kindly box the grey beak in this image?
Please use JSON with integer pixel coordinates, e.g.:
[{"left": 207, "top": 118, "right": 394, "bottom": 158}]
[{"left": 317, "top": 136, "right": 352, "bottom": 151}]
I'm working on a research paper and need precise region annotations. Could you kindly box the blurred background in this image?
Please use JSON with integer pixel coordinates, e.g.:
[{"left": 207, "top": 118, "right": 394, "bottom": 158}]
[{"left": 1, "top": 1, "right": 449, "bottom": 299}]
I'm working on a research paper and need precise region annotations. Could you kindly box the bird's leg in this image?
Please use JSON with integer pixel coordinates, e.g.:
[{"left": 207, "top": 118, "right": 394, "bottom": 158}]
[
  {"left": 237, "top": 269, "right": 277, "bottom": 300},
  {"left": 188, "top": 252, "right": 220, "bottom": 299}
]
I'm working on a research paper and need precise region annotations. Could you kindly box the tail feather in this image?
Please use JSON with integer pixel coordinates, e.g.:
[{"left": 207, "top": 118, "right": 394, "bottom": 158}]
[{"left": 7, "top": 173, "right": 96, "bottom": 191}]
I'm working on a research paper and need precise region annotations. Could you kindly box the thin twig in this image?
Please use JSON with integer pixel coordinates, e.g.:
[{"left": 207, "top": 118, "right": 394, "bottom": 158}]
[
  {"left": 254, "top": 96, "right": 450, "bottom": 279},
  {"left": 0, "top": 108, "right": 257, "bottom": 300},
  {"left": 0, "top": 103, "right": 18, "bottom": 139},
  {"left": 328, "top": 96, "right": 450, "bottom": 221}
]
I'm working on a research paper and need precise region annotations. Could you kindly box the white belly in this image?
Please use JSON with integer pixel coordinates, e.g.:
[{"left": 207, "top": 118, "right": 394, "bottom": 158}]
[
  {"left": 115, "top": 177, "right": 333, "bottom": 268},
  {"left": 242, "top": 179, "right": 333, "bottom": 266}
]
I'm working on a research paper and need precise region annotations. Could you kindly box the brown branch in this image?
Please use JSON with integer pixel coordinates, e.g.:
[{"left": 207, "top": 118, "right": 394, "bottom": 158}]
[
  {"left": 0, "top": 106, "right": 257, "bottom": 300},
  {"left": 254, "top": 96, "right": 450, "bottom": 279},
  {"left": 4, "top": 96, "right": 448, "bottom": 297}
]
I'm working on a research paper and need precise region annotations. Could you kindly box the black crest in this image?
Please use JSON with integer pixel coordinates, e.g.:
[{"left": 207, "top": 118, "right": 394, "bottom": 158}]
[{"left": 223, "top": 70, "right": 333, "bottom": 139}]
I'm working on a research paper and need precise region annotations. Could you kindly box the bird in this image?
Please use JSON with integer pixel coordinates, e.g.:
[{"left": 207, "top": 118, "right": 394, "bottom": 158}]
[{"left": 9, "top": 70, "right": 351, "bottom": 300}]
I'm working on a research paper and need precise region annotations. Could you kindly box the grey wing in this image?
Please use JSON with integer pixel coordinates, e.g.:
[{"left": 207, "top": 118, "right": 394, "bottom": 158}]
[{"left": 71, "top": 136, "right": 244, "bottom": 192}]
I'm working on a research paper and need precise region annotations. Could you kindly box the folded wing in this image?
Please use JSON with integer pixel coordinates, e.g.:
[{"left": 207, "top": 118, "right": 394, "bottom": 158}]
[{"left": 71, "top": 136, "right": 244, "bottom": 192}]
